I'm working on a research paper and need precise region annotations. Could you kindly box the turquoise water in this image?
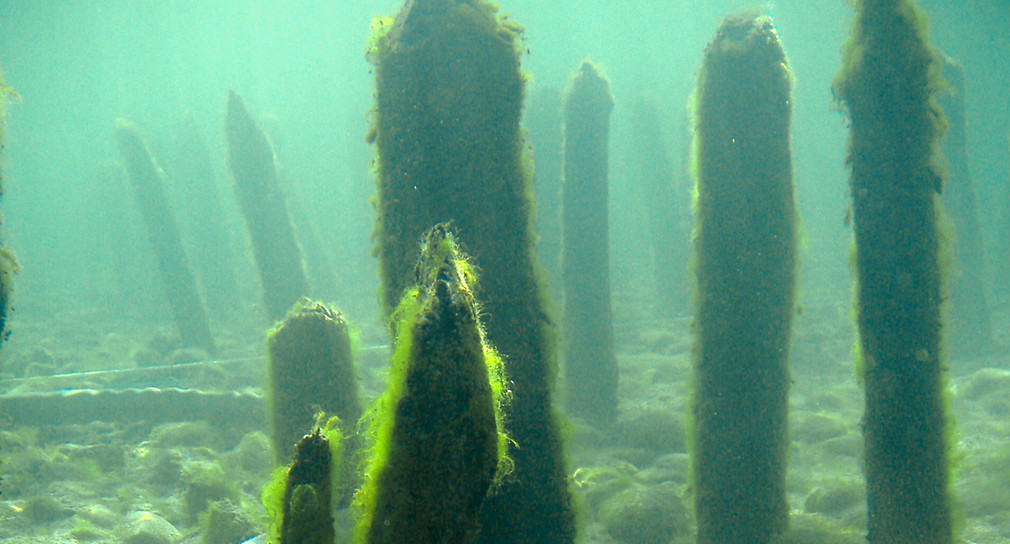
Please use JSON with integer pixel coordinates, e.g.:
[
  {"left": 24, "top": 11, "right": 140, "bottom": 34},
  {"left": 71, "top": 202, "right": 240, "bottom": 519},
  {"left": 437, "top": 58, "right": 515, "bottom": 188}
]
[{"left": 1, "top": 1, "right": 1008, "bottom": 543}]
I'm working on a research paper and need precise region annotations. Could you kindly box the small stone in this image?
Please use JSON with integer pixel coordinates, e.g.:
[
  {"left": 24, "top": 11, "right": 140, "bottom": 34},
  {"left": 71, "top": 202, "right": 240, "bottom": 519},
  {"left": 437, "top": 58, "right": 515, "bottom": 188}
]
[
  {"left": 957, "top": 368, "right": 1010, "bottom": 400},
  {"left": 21, "top": 495, "right": 73, "bottom": 523},
  {"left": 636, "top": 453, "right": 690, "bottom": 486},
  {"left": 613, "top": 410, "right": 686, "bottom": 453},
  {"left": 804, "top": 477, "right": 864, "bottom": 515},
  {"left": 200, "top": 500, "right": 258, "bottom": 544},
  {"left": 69, "top": 515, "right": 110, "bottom": 541},
  {"left": 120, "top": 510, "right": 182, "bottom": 544},
  {"left": 599, "top": 482, "right": 689, "bottom": 544},
  {"left": 78, "top": 504, "right": 118, "bottom": 528},
  {"left": 182, "top": 462, "right": 239, "bottom": 520},
  {"left": 227, "top": 432, "right": 274, "bottom": 473},
  {"left": 791, "top": 412, "right": 849, "bottom": 443}
]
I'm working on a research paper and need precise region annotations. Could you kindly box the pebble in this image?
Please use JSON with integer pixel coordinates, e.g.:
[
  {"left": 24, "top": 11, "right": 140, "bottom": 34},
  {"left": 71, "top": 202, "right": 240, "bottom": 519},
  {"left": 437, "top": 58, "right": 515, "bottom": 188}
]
[{"left": 120, "top": 510, "right": 182, "bottom": 544}]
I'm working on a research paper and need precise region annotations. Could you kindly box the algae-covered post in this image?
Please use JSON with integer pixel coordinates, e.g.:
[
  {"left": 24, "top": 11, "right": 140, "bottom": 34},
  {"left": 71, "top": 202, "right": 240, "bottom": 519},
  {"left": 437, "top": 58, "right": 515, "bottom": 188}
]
[
  {"left": 259, "top": 116, "right": 342, "bottom": 307},
  {"left": 225, "top": 91, "right": 310, "bottom": 322},
  {"left": 834, "top": 0, "right": 954, "bottom": 542},
  {"left": 1003, "top": 143, "right": 1010, "bottom": 301},
  {"left": 368, "top": 1, "right": 575, "bottom": 542},
  {"left": 354, "top": 226, "right": 508, "bottom": 544},
  {"left": 631, "top": 97, "right": 690, "bottom": 319},
  {"left": 262, "top": 418, "right": 344, "bottom": 544},
  {"left": 836, "top": 0, "right": 953, "bottom": 540},
  {"left": 561, "top": 61, "right": 618, "bottom": 423},
  {"left": 527, "top": 86, "right": 564, "bottom": 299},
  {"left": 0, "top": 65, "right": 18, "bottom": 346},
  {"left": 266, "top": 298, "right": 361, "bottom": 463},
  {"left": 936, "top": 55, "right": 993, "bottom": 357},
  {"left": 115, "top": 119, "right": 217, "bottom": 356},
  {"left": 172, "top": 111, "right": 241, "bottom": 320},
  {"left": 691, "top": 13, "right": 796, "bottom": 544}
]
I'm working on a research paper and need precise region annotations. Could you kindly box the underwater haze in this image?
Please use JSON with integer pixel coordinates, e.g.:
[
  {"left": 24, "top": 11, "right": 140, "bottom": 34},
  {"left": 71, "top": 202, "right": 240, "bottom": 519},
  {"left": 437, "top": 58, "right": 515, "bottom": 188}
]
[{"left": 1, "top": 1, "right": 1009, "bottom": 543}]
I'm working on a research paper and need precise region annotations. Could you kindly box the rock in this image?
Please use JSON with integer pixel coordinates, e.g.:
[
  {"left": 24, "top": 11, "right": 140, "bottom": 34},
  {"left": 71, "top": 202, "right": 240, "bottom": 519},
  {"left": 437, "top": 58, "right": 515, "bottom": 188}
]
[
  {"left": 182, "top": 462, "right": 240, "bottom": 521},
  {"left": 957, "top": 368, "right": 1010, "bottom": 400},
  {"left": 226, "top": 432, "right": 273, "bottom": 474},
  {"left": 771, "top": 513, "right": 865, "bottom": 544},
  {"left": 599, "top": 481, "right": 689, "bottom": 544},
  {"left": 613, "top": 409, "right": 686, "bottom": 453},
  {"left": 69, "top": 515, "right": 111, "bottom": 541},
  {"left": 78, "top": 504, "right": 118, "bottom": 528},
  {"left": 21, "top": 495, "right": 73, "bottom": 523},
  {"left": 570, "top": 459, "right": 638, "bottom": 513},
  {"left": 791, "top": 412, "right": 849, "bottom": 444},
  {"left": 637, "top": 329, "right": 681, "bottom": 355},
  {"left": 148, "top": 421, "right": 217, "bottom": 449},
  {"left": 200, "top": 500, "right": 258, "bottom": 544},
  {"left": 120, "top": 510, "right": 182, "bottom": 544},
  {"left": 635, "top": 453, "right": 690, "bottom": 486},
  {"left": 59, "top": 442, "right": 126, "bottom": 473},
  {"left": 803, "top": 477, "right": 864, "bottom": 515},
  {"left": 957, "top": 447, "right": 1010, "bottom": 518},
  {"left": 817, "top": 433, "right": 862, "bottom": 459},
  {"left": 139, "top": 448, "right": 184, "bottom": 491}
]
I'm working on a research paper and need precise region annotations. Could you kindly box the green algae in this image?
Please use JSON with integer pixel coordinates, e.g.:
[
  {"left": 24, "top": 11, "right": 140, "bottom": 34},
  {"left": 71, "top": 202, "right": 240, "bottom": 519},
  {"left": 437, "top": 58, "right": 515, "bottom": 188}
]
[{"left": 354, "top": 226, "right": 508, "bottom": 544}]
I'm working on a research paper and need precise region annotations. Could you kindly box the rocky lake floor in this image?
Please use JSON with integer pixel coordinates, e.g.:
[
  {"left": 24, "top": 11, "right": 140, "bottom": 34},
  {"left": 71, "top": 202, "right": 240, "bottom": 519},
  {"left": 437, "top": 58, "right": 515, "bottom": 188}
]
[{"left": 1, "top": 289, "right": 1008, "bottom": 544}]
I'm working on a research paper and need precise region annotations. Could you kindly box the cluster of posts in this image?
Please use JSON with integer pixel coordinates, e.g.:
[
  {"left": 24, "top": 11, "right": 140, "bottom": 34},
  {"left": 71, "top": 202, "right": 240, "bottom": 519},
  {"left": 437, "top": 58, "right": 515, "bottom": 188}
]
[{"left": 0, "top": 0, "right": 971, "bottom": 543}]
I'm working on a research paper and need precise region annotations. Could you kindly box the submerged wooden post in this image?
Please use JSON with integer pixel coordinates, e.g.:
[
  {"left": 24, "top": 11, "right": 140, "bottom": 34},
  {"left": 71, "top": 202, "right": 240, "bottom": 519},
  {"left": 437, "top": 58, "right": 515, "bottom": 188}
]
[
  {"left": 367, "top": 2, "right": 575, "bottom": 542},
  {"left": 527, "top": 86, "right": 564, "bottom": 299},
  {"left": 561, "top": 61, "right": 618, "bottom": 423},
  {"left": 0, "top": 67, "right": 18, "bottom": 346},
  {"left": 631, "top": 97, "right": 690, "bottom": 318},
  {"left": 834, "top": 0, "right": 954, "bottom": 542},
  {"left": 171, "top": 112, "right": 241, "bottom": 319},
  {"left": 225, "top": 91, "right": 310, "bottom": 322},
  {"left": 262, "top": 419, "right": 344, "bottom": 544},
  {"left": 115, "top": 120, "right": 217, "bottom": 356},
  {"left": 691, "top": 13, "right": 796, "bottom": 544},
  {"left": 266, "top": 298, "right": 361, "bottom": 462},
  {"left": 355, "top": 226, "right": 507, "bottom": 544},
  {"left": 936, "top": 56, "right": 993, "bottom": 357}
]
